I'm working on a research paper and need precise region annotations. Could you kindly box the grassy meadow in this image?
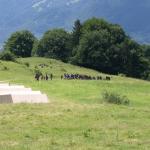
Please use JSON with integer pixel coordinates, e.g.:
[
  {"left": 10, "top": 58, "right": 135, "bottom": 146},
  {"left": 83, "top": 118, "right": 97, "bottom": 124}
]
[{"left": 0, "top": 57, "right": 149, "bottom": 150}]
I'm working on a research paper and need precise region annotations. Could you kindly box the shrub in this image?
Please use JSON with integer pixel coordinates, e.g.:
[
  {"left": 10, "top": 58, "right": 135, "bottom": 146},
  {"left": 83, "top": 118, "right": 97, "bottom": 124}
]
[
  {"left": 0, "top": 51, "right": 16, "bottom": 61},
  {"left": 2, "top": 66, "right": 9, "bottom": 71},
  {"left": 118, "top": 73, "right": 126, "bottom": 77},
  {"left": 24, "top": 62, "right": 30, "bottom": 67},
  {"left": 102, "top": 91, "right": 130, "bottom": 105}
]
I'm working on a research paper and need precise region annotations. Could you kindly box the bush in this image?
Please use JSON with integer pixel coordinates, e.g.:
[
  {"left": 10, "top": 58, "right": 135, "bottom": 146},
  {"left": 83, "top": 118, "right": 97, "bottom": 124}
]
[
  {"left": 0, "top": 51, "right": 16, "bottom": 61},
  {"left": 102, "top": 91, "right": 130, "bottom": 105},
  {"left": 118, "top": 73, "right": 126, "bottom": 77},
  {"left": 2, "top": 66, "right": 9, "bottom": 71},
  {"left": 24, "top": 62, "right": 30, "bottom": 67}
]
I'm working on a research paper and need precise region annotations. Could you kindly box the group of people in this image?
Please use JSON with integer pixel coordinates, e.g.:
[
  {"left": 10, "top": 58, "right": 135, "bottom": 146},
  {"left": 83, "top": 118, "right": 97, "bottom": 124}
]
[
  {"left": 35, "top": 73, "right": 111, "bottom": 81},
  {"left": 61, "top": 73, "right": 111, "bottom": 80},
  {"left": 34, "top": 63, "right": 111, "bottom": 81},
  {"left": 35, "top": 73, "right": 53, "bottom": 81}
]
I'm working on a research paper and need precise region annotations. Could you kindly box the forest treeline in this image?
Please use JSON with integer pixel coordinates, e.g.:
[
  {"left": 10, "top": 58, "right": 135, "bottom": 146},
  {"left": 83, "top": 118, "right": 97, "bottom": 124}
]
[{"left": 1, "top": 18, "right": 150, "bottom": 80}]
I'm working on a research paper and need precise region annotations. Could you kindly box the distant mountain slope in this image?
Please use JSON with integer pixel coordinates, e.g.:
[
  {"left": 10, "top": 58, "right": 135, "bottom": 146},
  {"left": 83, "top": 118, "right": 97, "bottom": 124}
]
[{"left": 0, "top": 0, "right": 150, "bottom": 45}]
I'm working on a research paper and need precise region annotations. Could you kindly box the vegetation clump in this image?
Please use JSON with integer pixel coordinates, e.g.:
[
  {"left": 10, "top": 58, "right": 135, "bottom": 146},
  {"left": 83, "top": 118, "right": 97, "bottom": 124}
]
[
  {"left": 2, "top": 66, "right": 9, "bottom": 71},
  {"left": 102, "top": 91, "right": 130, "bottom": 105},
  {"left": 24, "top": 62, "right": 30, "bottom": 67},
  {"left": 0, "top": 51, "right": 16, "bottom": 61}
]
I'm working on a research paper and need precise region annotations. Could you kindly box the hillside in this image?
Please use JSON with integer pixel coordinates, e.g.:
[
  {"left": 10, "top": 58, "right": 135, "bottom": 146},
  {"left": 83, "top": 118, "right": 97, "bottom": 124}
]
[
  {"left": 0, "top": 57, "right": 149, "bottom": 149},
  {"left": 0, "top": 0, "right": 150, "bottom": 45},
  {"left": 0, "top": 57, "right": 149, "bottom": 106}
]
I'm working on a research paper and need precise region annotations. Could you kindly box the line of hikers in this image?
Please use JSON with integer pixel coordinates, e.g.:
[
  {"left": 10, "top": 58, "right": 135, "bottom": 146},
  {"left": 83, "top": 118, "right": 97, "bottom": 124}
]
[
  {"left": 61, "top": 73, "right": 111, "bottom": 80},
  {"left": 35, "top": 73, "right": 53, "bottom": 81},
  {"left": 35, "top": 73, "right": 111, "bottom": 81}
]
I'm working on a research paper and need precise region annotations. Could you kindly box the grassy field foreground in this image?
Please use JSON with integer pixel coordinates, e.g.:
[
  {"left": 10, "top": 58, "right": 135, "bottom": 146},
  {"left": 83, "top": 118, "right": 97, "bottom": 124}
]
[{"left": 0, "top": 57, "right": 149, "bottom": 150}]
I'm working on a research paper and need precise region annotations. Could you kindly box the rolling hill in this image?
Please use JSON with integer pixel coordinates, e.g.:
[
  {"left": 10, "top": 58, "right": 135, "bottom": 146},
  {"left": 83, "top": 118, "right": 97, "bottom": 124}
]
[
  {"left": 0, "top": 0, "right": 150, "bottom": 46},
  {"left": 0, "top": 57, "right": 149, "bottom": 149}
]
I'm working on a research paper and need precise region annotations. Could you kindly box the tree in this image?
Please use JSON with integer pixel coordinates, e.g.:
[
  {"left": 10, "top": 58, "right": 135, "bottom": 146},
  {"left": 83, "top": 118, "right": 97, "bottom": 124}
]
[
  {"left": 109, "top": 24, "right": 126, "bottom": 44},
  {"left": 142, "top": 44, "right": 150, "bottom": 59},
  {"left": 73, "top": 29, "right": 148, "bottom": 77},
  {"left": 72, "top": 17, "right": 149, "bottom": 78},
  {"left": 4, "top": 30, "right": 36, "bottom": 57},
  {"left": 36, "top": 29, "right": 71, "bottom": 62},
  {"left": 74, "top": 31, "right": 112, "bottom": 72},
  {"left": 140, "top": 44, "right": 150, "bottom": 79},
  {"left": 82, "top": 17, "right": 110, "bottom": 33},
  {"left": 72, "top": 19, "right": 82, "bottom": 47}
]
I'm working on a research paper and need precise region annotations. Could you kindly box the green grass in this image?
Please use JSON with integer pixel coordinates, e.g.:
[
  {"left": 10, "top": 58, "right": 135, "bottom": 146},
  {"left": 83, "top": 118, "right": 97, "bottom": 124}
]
[{"left": 0, "top": 57, "right": 149, "bottom": 150}]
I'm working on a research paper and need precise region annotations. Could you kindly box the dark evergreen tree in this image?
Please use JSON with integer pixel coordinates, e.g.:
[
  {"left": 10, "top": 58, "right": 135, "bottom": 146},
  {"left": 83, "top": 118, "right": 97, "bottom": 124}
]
[{"left": 72, "top": 19, "right": 82, "bottom": 47}]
